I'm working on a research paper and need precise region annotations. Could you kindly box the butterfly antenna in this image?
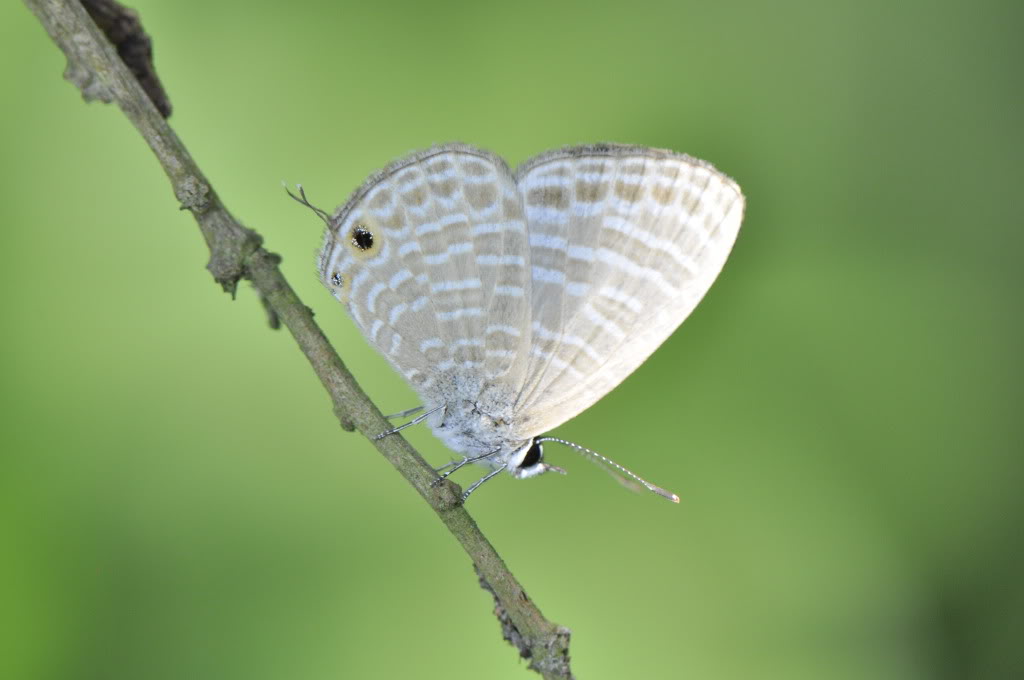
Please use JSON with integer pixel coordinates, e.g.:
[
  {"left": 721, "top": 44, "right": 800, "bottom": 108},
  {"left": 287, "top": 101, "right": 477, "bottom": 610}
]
[
  {"left": 283, "top": 182, "right": 332, "bottom": 228},
  {"left": 536, "top": 436, "right": 680, "bottom": 503}
]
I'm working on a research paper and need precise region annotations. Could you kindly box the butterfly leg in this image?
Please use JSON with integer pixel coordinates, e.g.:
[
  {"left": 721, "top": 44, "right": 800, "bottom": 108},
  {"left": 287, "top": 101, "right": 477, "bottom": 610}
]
[
  {"left": 430, "top": 449, "right": 502, "bottom": 486},
  {"left": 373, "top": 405, "right": 444, "bottom": 440},
  {"left": 460, "top": 468, "right": 504, "bottom": 501},
  {"left": 434, "top": 459, "right": 460, "bottom": 473},
  {"left": 384, "top": 406, "right": 425, "bottom": 420}
]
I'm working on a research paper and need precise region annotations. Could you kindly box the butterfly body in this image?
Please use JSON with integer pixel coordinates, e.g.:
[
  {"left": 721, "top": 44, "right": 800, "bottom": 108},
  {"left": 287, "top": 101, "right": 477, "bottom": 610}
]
[
  {"left": 423, "top": 368, "right": 529, "bottom": 465},
  {"left": 316, "top": 143, "right": 744, "bottom": 490}
]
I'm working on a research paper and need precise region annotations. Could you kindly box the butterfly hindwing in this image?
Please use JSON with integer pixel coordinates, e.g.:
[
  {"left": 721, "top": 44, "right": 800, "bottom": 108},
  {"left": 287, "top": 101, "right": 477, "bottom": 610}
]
[{"left": 318, "top": 145, "right": 533, "bottom": 397}]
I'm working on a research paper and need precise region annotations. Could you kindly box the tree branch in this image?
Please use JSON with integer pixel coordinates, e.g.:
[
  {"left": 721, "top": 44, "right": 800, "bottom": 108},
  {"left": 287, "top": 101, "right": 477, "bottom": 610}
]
[{"left": 24, "top": 1, "right": 573, "bottom": 676}]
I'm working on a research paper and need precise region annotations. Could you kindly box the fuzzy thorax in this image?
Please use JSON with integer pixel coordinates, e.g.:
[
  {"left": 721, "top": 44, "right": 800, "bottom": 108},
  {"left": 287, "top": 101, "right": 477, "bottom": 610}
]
[{"left": 423, "top": 368, "right": 530, "bottom": 469}]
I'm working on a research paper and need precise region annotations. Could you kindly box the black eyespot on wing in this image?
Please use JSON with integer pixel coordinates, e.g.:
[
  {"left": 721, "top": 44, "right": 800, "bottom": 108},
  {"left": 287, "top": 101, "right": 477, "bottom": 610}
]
[
  {"left": 331, "top": 272, "right": 343, "bottom": 286},
  {"left": 519, "top": 441, "right": 543, "bottom": 468},
  {"left": 351, "top": 225, "right": 374, "bottom": 250}
]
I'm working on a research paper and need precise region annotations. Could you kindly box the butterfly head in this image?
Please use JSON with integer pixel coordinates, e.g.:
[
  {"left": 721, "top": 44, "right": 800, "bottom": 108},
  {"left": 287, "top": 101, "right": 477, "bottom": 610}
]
[{"left": 507, "top": 439, "right": 566, "bottom": 480}]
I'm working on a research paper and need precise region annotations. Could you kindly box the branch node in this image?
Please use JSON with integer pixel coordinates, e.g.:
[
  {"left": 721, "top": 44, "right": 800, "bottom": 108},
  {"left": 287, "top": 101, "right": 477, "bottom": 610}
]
[
  {"left": 433, "top": 481, "right": 463, "bottom": 511},
  {"left": 332, "top": 404, "right": 356, "bottom": 432},
  {"left": 63, "top": 46, "right": 116, "bottom": 105},
  {"left": 531, "top": 627, "right": 573, "bottom": 679},
  {"left": 209, "top": 231, "right": 264, "bottom": 297},
  {"left": 176, "top": 175, "right": 211, "bottom": 213},
  {"left": 477, "top": 568, "right": 574, "bottom": 677}
]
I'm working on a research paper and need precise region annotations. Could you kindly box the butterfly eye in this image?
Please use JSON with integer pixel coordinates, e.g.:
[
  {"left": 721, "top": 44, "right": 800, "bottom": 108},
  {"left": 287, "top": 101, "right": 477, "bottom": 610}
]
[{"left": 518, "top": 441, "right": 543, "bottom": 469}]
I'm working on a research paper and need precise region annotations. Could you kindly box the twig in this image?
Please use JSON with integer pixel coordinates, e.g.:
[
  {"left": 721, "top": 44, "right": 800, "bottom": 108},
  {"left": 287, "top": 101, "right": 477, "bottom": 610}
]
[{"left": 23, "top": 1, "right": 573, "bottom": 677}]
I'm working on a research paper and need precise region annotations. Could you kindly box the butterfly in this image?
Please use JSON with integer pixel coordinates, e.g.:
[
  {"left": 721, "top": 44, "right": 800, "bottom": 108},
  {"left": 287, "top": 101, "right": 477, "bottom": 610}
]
[{"left": 292, "top": 143, "right": 744, "bottom": 501}]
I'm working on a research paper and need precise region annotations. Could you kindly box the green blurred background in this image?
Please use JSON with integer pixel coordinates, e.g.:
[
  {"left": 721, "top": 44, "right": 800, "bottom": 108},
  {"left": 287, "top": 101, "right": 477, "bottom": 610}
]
[{"left": 2, "top": 1, "right": 1021, "bottom": 678}]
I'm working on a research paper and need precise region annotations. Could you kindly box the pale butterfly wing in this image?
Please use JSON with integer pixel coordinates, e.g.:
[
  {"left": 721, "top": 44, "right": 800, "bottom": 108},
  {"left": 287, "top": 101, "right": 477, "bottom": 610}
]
[
  {"left": 318, "top": 145, "right": 533, "bottom": 396},
  {"left": 508, "top": 145, "right": 744, "bottom": 438}
]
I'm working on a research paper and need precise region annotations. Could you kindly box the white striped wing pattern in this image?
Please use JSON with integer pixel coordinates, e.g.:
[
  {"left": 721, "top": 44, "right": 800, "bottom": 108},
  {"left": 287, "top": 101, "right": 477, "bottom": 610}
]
[{"left": 318, "top": 143, "right": 744, "bottom": 484}]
